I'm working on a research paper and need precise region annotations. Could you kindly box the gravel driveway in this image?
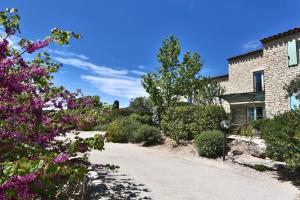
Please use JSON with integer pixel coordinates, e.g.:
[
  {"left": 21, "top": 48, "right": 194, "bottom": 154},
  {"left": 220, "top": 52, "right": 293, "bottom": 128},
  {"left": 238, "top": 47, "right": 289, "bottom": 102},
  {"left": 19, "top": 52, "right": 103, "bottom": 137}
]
[{"left": 88, "top": 142, "right": 299, "bottom": 200}]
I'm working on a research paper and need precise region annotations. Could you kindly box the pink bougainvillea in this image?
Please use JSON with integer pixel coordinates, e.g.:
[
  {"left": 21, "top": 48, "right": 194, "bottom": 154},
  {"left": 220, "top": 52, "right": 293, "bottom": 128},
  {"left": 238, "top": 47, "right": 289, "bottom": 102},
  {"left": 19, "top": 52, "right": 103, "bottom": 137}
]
[{"left": 0, "top": 8, "right": 105, "bottom": 199}]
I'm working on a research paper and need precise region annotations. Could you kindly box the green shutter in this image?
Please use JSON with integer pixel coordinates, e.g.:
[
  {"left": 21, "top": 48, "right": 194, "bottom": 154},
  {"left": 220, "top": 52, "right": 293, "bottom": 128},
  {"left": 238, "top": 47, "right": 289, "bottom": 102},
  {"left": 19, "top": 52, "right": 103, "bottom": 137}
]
[{"left": 288, "top": 40, "right": 298, "bottom": 66}]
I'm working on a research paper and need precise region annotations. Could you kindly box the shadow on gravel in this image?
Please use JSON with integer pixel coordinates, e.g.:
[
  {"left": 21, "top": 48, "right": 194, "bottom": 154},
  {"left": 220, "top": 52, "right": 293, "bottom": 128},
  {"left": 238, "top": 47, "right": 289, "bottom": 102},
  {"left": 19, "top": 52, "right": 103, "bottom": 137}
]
[
  {"left": 277, "top": 169, "right": 300, "bottom": 189},
  {"left": 87, "top": 164, "right": 151, "bottom": 200}
]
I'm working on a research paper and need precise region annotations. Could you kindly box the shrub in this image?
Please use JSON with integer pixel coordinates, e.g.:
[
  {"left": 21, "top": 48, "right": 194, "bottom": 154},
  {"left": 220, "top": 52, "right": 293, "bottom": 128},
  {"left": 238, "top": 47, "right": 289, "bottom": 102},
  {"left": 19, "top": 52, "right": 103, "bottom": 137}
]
[
  {"left": 141, "top": 114, "right": 153, "bottom": 125},
  {"left": 135, "top": 125, "right": 162, "bottom": 145},
  {"left": 260, "top": 111, "right": 300, "bottom": 171},
  {"left": 240, "top": 126, "right": 255, "bottom": 137},
  {"left": 249, "top": 118, "right": 271, "bottom": 131},
  {"left": 106, "top": 119, "right": 128, "bottom": 143},
  {"left": 92, "top": 124, "right": 109, "bottom": 131},
  {"left": 129, "top": 113, "right": 142, "bottom": 122},
  {"left": 161, "top": 105, "right": 197, "bottom": 143},
  {"left": 195, "top": 130, "right": 224, "bottom": 158},
  {"left": 129, "top": 113, "right": 153, "bottom": 125},
  {"left": 106, "top": 117, "right": 149, "bottom": 143},
  {"left": 161, "top": 105, "right": 227, "bottom": 144},
  {"left": 123, "top": 118, "right": 142, "bottom": 141}
]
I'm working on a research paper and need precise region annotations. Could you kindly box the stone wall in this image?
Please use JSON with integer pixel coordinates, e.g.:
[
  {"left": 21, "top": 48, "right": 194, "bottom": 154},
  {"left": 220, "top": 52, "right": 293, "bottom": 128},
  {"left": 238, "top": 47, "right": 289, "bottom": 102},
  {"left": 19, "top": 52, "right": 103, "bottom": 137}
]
[
  {"left": 226, "top": 52, "right": 265, "bottom": 94},
  {"left": 263, "top": 32, "right": 300, "bottom": 117},
  {"left": 221, "top": 32, "right": 300, "bottom": 118}
]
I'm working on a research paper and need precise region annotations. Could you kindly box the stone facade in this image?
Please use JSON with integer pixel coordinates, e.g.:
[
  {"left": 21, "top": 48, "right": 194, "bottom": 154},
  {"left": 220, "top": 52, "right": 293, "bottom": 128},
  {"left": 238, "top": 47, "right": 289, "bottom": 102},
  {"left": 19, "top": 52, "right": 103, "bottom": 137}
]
[
  {"left": 263, "top": 32, "right": 300, "bottom": 117},
  {"left": 218, "top": 28, "right": 300, "bottom": 125},
  {"left": 226, "top": 52, "right": 265, "bottom": 95}
]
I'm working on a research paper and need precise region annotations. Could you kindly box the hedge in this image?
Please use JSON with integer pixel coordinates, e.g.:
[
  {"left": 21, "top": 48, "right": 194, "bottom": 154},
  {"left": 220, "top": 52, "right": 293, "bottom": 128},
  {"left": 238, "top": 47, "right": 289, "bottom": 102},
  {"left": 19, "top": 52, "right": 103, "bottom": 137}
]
[{"left": 161, "top": 105, "right": 227, "bottom": 144}]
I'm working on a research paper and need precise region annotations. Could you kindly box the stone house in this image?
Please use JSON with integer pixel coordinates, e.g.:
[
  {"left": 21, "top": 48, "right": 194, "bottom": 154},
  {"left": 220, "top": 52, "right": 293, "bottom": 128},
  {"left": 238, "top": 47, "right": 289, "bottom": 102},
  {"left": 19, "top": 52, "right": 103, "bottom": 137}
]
[{"left": 214, "top": 27, "right": 300, "bottom": 127}]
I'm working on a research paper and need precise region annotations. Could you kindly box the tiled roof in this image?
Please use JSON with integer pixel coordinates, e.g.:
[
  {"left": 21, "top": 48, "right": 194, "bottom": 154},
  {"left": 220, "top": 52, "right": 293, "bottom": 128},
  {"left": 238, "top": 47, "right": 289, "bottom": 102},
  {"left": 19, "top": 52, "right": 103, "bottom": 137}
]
[
  {"left": 227, "top": 49, "right": 263, "bottom": 61},
  {"left": 260, "top": 27, "right": 300, "bottom": 43}
]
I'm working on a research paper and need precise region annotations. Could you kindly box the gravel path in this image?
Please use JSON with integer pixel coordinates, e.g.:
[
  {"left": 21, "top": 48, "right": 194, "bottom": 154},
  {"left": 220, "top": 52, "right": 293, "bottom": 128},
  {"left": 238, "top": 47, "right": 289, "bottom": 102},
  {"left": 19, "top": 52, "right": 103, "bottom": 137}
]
[{"left": 89, "top": 142, "right": 299, "bottom": 200}]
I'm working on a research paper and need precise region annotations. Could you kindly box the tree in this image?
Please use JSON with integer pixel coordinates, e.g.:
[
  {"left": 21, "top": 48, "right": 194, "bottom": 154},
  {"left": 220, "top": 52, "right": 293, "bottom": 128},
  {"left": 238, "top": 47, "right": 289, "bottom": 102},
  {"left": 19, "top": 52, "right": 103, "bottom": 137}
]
[
  {"left": 194, "top": 77, "right": 225, "bottom": 105},
  {"left": 142, "top": 35, "right": 202, "bottom": 109},
  {"left": 0, "top": 8, "right": 104, "bottom": 199},
  {"left": 112, "top": 100, "right": 120, "bottom": 110},
  {"left": 284, "top": 75, "right": 300, "bottom": 98},
  {"left": 129, "top": 97, "right": 152, "bottom": 114}
]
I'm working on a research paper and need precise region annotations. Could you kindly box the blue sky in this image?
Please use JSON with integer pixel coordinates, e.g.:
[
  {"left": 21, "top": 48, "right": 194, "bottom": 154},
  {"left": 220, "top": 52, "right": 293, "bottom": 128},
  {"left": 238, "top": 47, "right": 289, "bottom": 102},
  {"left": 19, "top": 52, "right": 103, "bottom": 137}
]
[{"left": 2, "top": 0, "right": 300, "bottom": 107}]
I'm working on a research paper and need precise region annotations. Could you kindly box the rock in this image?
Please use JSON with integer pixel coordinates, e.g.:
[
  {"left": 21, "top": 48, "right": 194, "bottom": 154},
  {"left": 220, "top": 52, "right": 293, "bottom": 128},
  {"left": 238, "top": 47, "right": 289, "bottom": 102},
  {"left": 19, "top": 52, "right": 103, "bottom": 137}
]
[
  {"left": 232, "top": 155, "right": 286, "bottom": 170},
  {"left": 227, "top": 135, "right": 266, "bottom": 158},
  {"left": 248, "top": 144, "right": 266, "bottom": 158}
]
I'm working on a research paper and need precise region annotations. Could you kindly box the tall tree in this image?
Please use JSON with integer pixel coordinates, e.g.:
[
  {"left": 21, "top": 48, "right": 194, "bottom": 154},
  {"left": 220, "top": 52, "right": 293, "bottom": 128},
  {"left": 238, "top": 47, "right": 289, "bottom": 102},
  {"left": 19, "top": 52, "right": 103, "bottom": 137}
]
[
  {"left": 142, "top": 35, "right": 202, "bottom": 109},
  {"left": 194, "top": 77, "right": 225, "bottom": 105}
]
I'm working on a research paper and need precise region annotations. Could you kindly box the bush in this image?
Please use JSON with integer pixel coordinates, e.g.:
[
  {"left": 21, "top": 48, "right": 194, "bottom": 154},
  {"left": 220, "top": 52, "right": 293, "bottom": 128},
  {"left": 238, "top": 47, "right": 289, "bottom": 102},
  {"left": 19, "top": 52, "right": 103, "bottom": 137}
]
[
  {"left": 141, "top": 114, "right": 153, "bottom": 125},
  {"left": 92, "top": 124, "right": 109, "bottom": 131},
  {"left": 106, "top": 119, "right": 128, "bottom": 143},
  {"left": 135, "top": 125, "right": 162, "bottom": 145},
  {"left": 249, "top": 118, "right": 271, "bottom": 131},
  {"left": 106, "top": 117, "right": 160, "bottom": 145},
  {"left": 195, "top": 130, "right": 224, "bottom": 158},
  {"left": 161, "top": 105, "right": 227, "bottom": 144},
  {"left": 259, "top": 111, "right": 300, "bottom": 172}
]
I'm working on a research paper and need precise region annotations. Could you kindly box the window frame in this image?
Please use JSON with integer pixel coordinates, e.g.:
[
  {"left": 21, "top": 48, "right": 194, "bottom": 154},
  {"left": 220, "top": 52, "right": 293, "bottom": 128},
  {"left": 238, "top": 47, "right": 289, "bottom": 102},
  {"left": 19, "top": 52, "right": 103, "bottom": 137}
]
[
  {"left": 253, "top": 70, "right": 264, "bottom": 93},
  {"left": 247, "top": 106, "right": 264, "bottom": 124}
]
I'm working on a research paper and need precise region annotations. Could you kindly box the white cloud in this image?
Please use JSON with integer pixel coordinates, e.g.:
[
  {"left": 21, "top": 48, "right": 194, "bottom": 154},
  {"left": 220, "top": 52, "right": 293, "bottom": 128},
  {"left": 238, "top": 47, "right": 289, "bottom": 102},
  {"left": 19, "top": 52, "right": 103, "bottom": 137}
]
[
  {"left": 54, "top": 56, "right": 147, "bottom": 99},
  {"left": 138, "top": 65, "right": 146, "bottom": 69},
  {"left": 54, "top": 57, "right": 128, "bottom": 77},
  {"left": 242, "top": 40, "right": 262, "bottom": 51},
  {"left": 47, "top": 49, "right": 89, "bottom": 60},
  {"left": 131, "top": 70, "right": 146, "bottom": 76},
  {"left": 81, "top": 75, "right": 147, "bottom": 99}
]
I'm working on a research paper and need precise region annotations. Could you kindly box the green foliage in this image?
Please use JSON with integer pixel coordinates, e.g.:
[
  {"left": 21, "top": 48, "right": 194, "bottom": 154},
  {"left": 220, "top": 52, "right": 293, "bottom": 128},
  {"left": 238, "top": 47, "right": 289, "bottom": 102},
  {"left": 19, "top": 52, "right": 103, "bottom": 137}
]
[
  {"left": 114, "top": 107, "right": 135, "bottom": 117},
  {"left": 129, "top": 113, "right": 153, "bottom": 125},
  {"left": 161, "top": 105, "right": 197, "bottom": 143},
  {"left": 195, "top": 130, "right": 224, "bottom": 158},
  {"left": 194, "top": 77, "right": 225, "bottom": 105},
  {"left": 106, "top": 119, "right": 128, "bottom": 143},
  {"left": 135, "top": 125, "right": 162, "bottom": 146},
  {"left": 92, "top": 124, "right": 109, "bottom": 131},
  {"left": 106, "top": 117, "right": 142, "bottom": 143},
  {"left": 129, "top": 113, "right": 142, "bottom": 122},
  {"left": 142, "top": 35, "right": 202, "bottom": 109},
  {"left": 112, "top": 100, "right": 120, "bottom": 110},
  {"left": 105, "top": 116, "right": 161, "bottom": 145},
  {"left": 240, "top": 126, "right": 255, "bottom": 137},
  {"left": 141, "top": 114, "right": 153, "bottom": 125},
  {"left": 284, "top": 74, "right": 300, "bottom": 98},
  {"left": 161, "top": 105, "right": 227, "bottom": 144},
  {"left": 254, "top": 164, "right": 267, "bottom": 172},
  {"left": 259, "top": 111, "right": 300, "bottom": 172},
  {"left": 249, "top": 118, "right": 271, "bottom": 132},
  {"left": 129, "top": 97, "right": 153, "bottom": 115}
]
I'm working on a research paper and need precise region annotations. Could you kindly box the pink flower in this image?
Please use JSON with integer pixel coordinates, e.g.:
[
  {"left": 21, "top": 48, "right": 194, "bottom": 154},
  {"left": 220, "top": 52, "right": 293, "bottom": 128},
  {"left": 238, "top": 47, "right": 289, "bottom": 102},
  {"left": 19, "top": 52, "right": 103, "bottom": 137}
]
[
  {"left": 25, "top": 38, "right": 52, "bottom": 54},
  {"left": 52, "top": 153, "right": 70, "bottom": 164}
]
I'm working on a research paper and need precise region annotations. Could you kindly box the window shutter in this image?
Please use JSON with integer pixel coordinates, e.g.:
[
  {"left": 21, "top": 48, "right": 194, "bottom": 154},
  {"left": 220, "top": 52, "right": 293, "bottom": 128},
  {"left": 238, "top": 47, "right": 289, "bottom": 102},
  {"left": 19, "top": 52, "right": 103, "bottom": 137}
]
[{"left": 288, "top": 40, "right": 298, "bottom": 66}]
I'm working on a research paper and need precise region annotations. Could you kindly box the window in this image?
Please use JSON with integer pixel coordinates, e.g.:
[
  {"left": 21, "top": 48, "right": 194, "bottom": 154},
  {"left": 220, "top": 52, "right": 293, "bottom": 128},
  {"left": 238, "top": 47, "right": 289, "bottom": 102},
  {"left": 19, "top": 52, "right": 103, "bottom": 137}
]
[
  {"left": 288, "top": 40, "right": 298, "bottom": 67},
  {"left": 253, "top": 71, "right": 264, "bottom": 92},
  {"left": 247, "top": 107, "right": 263, "bottom": 123},
  {"left": 290, "top": 94, "right": 300, "bottom": 110}
]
